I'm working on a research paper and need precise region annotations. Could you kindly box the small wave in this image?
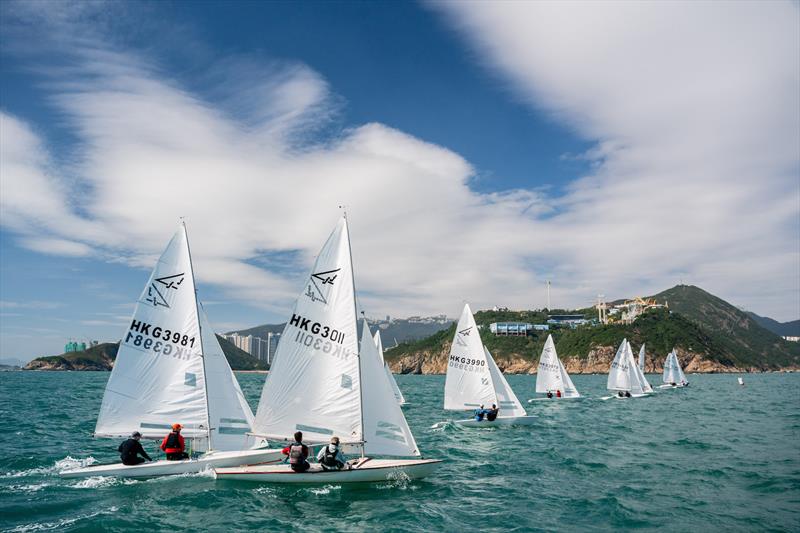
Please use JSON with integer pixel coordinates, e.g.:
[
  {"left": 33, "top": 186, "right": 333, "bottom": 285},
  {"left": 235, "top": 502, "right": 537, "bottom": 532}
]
[
  {"left": 1, "top": 456, "right": 97, "bottom": 479},
  {"left": 309, "top": 484, "right": 342, "bottom": 495},
  {"left": 9, "top": 506, "right": 119, "bottom": 532},
  {"left": 4, "top": 482, "right": 50, "bottom": 493},
  {"left": 71, "top": 476, "right": 119, "bottom": 489}
]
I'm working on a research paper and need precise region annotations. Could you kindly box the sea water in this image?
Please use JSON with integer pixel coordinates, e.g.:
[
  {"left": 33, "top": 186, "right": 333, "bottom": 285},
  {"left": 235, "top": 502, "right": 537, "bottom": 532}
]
[{"left": 1, "top": 372, "right": 798, "bottom": 532}]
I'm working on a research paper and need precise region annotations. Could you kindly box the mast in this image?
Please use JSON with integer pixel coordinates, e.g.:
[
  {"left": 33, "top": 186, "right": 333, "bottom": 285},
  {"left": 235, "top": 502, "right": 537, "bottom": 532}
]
[
  {"left": 343, "top": 211, "right": 365, "bottom": 457},
  {"left": 182, "top": 219, "right": 213, "bottom": 451}
]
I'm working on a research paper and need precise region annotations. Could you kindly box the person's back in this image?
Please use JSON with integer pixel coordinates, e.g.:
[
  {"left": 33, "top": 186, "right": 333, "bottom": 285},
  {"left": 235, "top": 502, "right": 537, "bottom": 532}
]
[
  {"left": 118, "top": 432, "right": 151, "bottom": 466},
  {"left": 284, "top": 431, "right": 310, "bottom": 472},
  {"left": 160, "top": 424, "right": 188, "bottom": 461},
  {"left": 556, "top": 390, "right": 562, "bottom": 398},
  {"left": 486, "top": 404, "right": 499, "bottom": 422},
  {"left": 473, "top": 404, "right": 486, "bottom": 421}
]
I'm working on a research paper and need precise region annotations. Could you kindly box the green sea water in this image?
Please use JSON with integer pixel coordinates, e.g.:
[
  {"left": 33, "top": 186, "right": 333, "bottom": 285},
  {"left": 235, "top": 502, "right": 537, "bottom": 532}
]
[{"left": 1, "top": 372, "right": 798, "bottom": 532}]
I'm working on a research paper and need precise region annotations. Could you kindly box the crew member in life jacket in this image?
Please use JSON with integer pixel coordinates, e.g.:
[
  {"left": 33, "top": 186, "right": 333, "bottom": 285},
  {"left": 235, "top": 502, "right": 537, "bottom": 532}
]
[
  {"left": 556, "top": 390, "right": 562, "bottom": 398},
  {"left": 160, "top": 423, "right": 189, "bottom": 460},
  {"left": 282, "top": 431, "right": 310, "bottom": 472},
  {"left": 118, "top": 431, "right": 152, "bottom": 466},
  {"left": 473, "top": 404, "right": 487, "bottom": 421},
  {"left": 486, "top": 404, "right": 499, "bottom": 421},
  {"left": 316, "top": 436, "right": 348, "bottom": 471}
]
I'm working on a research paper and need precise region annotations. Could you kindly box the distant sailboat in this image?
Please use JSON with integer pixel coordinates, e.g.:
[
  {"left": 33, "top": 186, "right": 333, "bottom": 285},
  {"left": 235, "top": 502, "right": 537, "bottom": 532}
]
[
  {"left": 603, "top": 339, "right": 649, "bottom": 400},
  {"left": 374, "top": 330, "right": 407, "bottom": 406},
  {"left": 638, "top": 344, "right": 646, "bottom": 371},
  {"left": 660, "top": 349, "right": 689, "bottom": 388},
  {"left": 440, "top": 304, "right": 536, "bottom": 426},
  {"left": 61, "top": 223, "right": 283, "bottom": 478},
  {"left": 738, "top": 377, "right": 745, "bottom": 386},
  {"left": 215, "top": 217, "right": 440, "bottom": 483},
  {"left": 529, "top": 334, "right": 581, "bottom": 401}
]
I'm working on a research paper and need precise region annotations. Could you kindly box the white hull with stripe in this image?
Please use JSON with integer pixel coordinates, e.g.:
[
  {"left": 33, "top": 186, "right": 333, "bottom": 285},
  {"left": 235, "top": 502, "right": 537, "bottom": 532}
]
[
  {"left": 59, "top": 448, "right": 284, "bottom": 479},
  {"left": 453, "top": 415, "right": 537, "bottom": 427},
  {"left": 214, "top": 458, "right": 442, "bottom": 483}
]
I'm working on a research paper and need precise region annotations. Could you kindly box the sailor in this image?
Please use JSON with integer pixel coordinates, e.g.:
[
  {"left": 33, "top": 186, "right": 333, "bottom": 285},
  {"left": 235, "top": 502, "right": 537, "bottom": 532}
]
[
  {"left": 546, "top": 391, "right": 553, "bottom": 399},
  {"left": 556, "top": 390, "right": 562, "bottom": 398},
  {"left": 283, "top": 431, "right": 310, "bottom": 472},
  {"left": 625, "top": 391, "right": 632, "bottom": 398},
  {"left": 317, "top": 436, "right": 347, "bottom": 471},
  {"left": 486, "top": 404, "right": 499, "bottom": 422},
  {"left": 160, "top": 423, "right": 189, "bottom": 461},
  {"left": 473, "top": 404, "right": 486, "bottom": 421},
  {"left": 118, "top": 431, "right": 152, "bottom": 466},
  {"left": 617, "top": 391, "right": 624, "bottom": 397}
]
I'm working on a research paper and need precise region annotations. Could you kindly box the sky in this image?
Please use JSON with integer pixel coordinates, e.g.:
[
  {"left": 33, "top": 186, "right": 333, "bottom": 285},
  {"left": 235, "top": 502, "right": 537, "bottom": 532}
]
[{"left": 0, "top": 0, "right": 798, "bottom": 362}]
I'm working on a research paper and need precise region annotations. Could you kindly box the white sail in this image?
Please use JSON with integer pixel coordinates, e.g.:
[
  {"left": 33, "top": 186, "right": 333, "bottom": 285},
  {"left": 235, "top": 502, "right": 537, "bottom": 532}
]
[
  {"left": 631, "top": 343, "right": 653, "bottom": 393},
  {"left": 626, "top": 341, "right": 645, "bottom": 395},
  {"left": 444, "top": 304, "right": 496, "bottom": 410},
  {"left": 638, "top": 344, "right": 646, "bottom": 371},
  {"left": 663, "top": 350, "right": 679, "bottom": 384},
  {"left": 675, "top": 354, "right": 688, "bottom": 383},
  {"left": 253, "top": 217, "right": 361, "bottom": 444},
  {"left": 557, "top": 359, "right": 581, "bottom": 398},
  {"left": 535, "top": 335, "right": 563, "bottom": 393},
  {"left": 198, "top": 303, "right": 256, "bottom": 451},
  {"left": 374, "top": 330, "right": 406, "bottom": 405},
  {"left": 95, "top": 225, "right": 209, "bottom": 440},
  {"left": 360, "top": 322, "right": 420, "bottom": 456},
  {"left": 607, "top": 338, "right": 631, "bottom": 391},
  {"left": 484, "top": 346, "right": 527, "bottom": 417}
]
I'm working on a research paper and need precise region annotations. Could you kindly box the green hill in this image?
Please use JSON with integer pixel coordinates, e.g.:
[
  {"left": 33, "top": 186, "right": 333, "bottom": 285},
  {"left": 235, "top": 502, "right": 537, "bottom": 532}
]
[
  {"left": 387, "top": 285, "right": 800, "bottom": 371},
  {"left": 24, "top": 335, "right": 266, "bottom": 371}
]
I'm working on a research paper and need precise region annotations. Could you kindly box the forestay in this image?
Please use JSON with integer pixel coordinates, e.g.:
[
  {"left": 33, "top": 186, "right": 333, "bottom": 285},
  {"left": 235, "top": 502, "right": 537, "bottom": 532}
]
[
  {"left": 198, "top": 303, "right": 256, "bottom": 450},
  {"left": 484, "top": 346, "right": 527, "bottom": 417},
  {"left": 253, "top": 218, "right": 362, "bottom": 445},
  {"left": 607, "top": 339, "right": 632, "bottom": 391},
  {"left": 360, "top": 323, "right": 420, "bottom": 456},
  {"left": 374, "top": 330, "right": 406, "bottom": 405},
  {"left": 95, "top": 225, "right": 209, "bottom": 440},
  {"left": 444, "top": 304, "right": 496, "bottom": 410}
]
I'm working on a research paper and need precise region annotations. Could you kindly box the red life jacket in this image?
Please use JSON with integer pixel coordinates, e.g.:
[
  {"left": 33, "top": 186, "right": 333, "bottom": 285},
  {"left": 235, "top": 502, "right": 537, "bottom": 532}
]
[{"left": 162, "top": 431, "right": 184, "bottom": 453}]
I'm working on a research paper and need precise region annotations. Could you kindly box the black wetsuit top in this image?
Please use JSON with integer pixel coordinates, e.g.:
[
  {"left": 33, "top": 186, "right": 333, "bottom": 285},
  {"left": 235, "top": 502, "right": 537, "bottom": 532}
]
[{"left": 118, "top": 439, "right": 152, "bottom": 465}]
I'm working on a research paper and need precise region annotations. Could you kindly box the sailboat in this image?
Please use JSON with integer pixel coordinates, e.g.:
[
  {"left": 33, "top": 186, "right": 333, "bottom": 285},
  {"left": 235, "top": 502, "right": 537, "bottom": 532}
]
[
  {"left": 374, "top": 330, "right": 407, "bottom": 406},
  {"left": 631, "top": 342, "right": 654, "bottom": 393},
  {"left": 529, "top": 334, "right": 581, "bottom": 401},
  {"left": 60, "top": 224, "right": 283, "bottom": 478},
  {"left": 602, "top": 339, "right": 650, "bottom": 400},
  {"left": 659, "top": 349, "right": 689, "bottom": 388},
  {"left": 440, "top": 304, "right": 536, "bottom": 426},
  {"left": 214, "top": 217, "right": 440, "bottom": 483}
]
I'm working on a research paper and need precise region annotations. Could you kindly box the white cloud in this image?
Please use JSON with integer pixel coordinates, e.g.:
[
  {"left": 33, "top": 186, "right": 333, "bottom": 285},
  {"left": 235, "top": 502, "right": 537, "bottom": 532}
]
[
  {"left": 0, "top": 1, "right": 798, "bottom": 323},
  {"left": 431, "top": 0, "right": 800, "bottom": 319}
]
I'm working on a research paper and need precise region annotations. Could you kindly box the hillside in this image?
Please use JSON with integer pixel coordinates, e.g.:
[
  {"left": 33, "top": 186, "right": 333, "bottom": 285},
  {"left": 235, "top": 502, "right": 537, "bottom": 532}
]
[
  {"left": 746, "top": 313, "right": 800, "bottom": 337},
  {"left": 229, "top": 317, "right": 453, "bottom": 345},
  {"left": 24, "top": 335, "right": 266, "bottom": 371},
  {"left": 385, "top": 285, "right": 800, "bottom": 374}
]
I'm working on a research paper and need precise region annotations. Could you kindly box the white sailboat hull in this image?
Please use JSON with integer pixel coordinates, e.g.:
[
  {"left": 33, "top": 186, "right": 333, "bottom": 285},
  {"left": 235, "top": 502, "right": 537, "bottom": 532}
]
[
  {"left": 600, "top": 393, "right": 651, "bottom": 400},
  {"left": 528, "top": 396, "right": 582, "bottom": 402},
  {"left": 658, "top": 383, "right": 687, "bottom": 389},
  {"left": 59, "top": 448, "right": 284, "bottom": 479},
  {"left": 454, "top": 415, "right": 537, "bottom": 427},
  {"left": 214, "top": 458, "right": 442, "bottom": 483}
]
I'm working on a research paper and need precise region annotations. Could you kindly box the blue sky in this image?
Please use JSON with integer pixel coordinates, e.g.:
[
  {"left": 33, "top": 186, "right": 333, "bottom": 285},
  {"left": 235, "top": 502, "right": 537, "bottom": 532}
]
[{"left": 1, "top": 1, "right": 798, "bottom": 362}]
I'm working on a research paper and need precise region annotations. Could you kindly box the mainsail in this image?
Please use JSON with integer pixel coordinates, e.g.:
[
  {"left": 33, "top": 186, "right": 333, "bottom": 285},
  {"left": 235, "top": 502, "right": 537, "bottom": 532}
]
[
  {"left": 374, "top": 330, "right": 406, "bottom": 405},
  {"left": 95, "top": 224, "right": 254, "bottom": 450},
  {"left": 484, "top": 346, "right": 527, "bottom": 417},
  {"left": 607, "top": 338, "right": 632, "bottom": 391},
  {"left": 360, "top": 323, "right": 419, "bottom": 456},
  {"left": 444, "top": 304, "right": 496, "bottom": 410},
  {"left": 536, "top": 334, "right": 580, "bottom": 397},
  {"left": 253, "top": 217, "right": 361, "bottom": 444}
]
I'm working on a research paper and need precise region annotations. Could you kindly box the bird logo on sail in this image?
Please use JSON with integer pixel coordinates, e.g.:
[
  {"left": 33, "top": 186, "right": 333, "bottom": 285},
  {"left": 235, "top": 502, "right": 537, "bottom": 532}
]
[
  {"left": 305, "top": 268, "right": 341, "bottom": 304},
  {"left": 454, "top": 326, "right": 472, "bottom": 347},
  {"left": 142, "top": 273, "right": 185, "bottom": 308}
]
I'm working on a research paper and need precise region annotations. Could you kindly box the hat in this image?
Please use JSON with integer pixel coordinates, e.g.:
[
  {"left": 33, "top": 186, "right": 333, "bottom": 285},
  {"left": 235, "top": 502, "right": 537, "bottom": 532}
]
[{"left": 172, "top": 423, "right": 183, "bottom": 431}]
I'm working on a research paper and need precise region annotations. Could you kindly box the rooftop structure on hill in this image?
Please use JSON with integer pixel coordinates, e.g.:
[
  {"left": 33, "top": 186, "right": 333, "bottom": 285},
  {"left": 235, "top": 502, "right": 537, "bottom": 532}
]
[
  {"left": 547, "top": 315, "right": 590, "bottom": 328},
  {"left": 489, "top": 322, "right": 546, "bottom": 336}
]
